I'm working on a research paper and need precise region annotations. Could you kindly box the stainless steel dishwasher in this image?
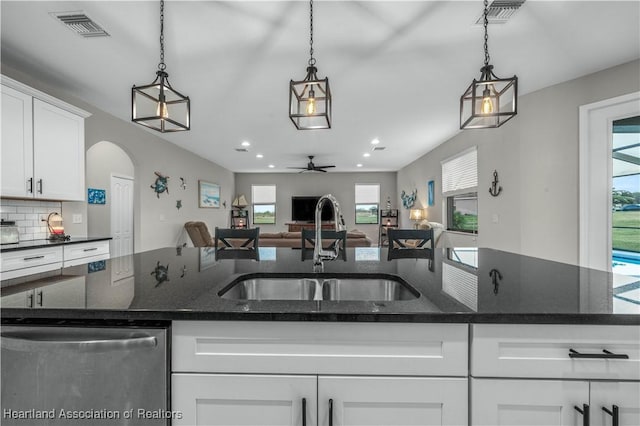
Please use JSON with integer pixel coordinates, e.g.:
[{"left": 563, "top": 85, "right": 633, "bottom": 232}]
[{"left": 1, "top": 324, "right": 169, "bottom": 425}]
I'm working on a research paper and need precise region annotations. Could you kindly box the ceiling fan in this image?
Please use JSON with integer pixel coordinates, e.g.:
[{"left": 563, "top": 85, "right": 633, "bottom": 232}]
[{"left": 287, "top": 156, "right": 336, "bottom": 173}]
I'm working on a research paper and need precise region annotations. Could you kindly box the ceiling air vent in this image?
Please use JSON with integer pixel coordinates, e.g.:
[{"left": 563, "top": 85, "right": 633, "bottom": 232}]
[
  {"left": 235, "top": 148, "right": 249, "bottom": 152},
  {"left": 475, "top": 0, "right": 526, "bottom": 24},
  {"left": 51, "top": 12, "right": 110, "bottom": 37},
  {"left": 372, "top": 146, "right": 386, "bottom": 151}
]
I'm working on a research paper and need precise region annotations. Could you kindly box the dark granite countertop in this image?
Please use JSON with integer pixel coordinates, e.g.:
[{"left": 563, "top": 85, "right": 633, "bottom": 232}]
[
  {"left": 1, "top": 246, "right": 639, "bottom": 324},
  {"left": 0, "top": 236, "right": 112, "bottom": 252}
]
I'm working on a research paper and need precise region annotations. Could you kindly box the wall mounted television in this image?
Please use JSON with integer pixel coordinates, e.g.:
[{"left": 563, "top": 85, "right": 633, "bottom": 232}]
[{"left": 291, "top": 196, "right": 334, "bottom": 222}]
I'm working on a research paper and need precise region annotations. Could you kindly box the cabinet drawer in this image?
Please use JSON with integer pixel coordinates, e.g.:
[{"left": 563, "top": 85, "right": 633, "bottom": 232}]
[
  {"left": 472, "top": 324, "right": 640, "bottom": 380},
  {"left": 63, "top": 241, "right": 110, "bottom": 262},
  {"left": 1, "top": 247, "right": 63, "bottom": 276},
  {"left": 173, "top": 321, "right": 468, "bottom": 376}
]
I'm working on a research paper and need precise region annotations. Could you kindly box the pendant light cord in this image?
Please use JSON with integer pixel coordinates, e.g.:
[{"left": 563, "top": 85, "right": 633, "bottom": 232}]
[
  {"left": 159, "top": 0, "right": 166, "bottom": 71},
  {"left": 483, "top": 0, "right": 490, "bottom": 67},
  {"left": 308, "top": 0, "right": 316, "bottom": 66}
]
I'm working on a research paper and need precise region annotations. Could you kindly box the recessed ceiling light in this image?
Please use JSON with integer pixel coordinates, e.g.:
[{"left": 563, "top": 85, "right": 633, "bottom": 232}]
[
  {"left": 356, "top": 163, "right": 363, "bottom": 168},
  {"left": 256, "top": 154, "right": 264, "bottom": 159},
  {"left": 268, "top": 164, "right": 275, "bottom": 168},
  {"left": 363, "top": 153, "right": 371, "bottom": 158},
  {"left": 371, "top": 138, "right": 380, "bottom": 145},
  {"left": 241, "top": 141, "right": 251, "bottom": 147}
]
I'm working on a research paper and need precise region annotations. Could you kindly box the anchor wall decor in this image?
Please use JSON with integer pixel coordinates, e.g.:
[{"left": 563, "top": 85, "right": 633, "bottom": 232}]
[{"left": 489, "top": 170, "right": 502, "bottom": 197}]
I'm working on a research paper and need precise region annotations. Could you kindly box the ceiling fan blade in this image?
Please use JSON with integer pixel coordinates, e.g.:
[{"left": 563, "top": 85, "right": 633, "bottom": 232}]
[
  {"left": 315, "top": 165, "right": 335, "bottom": 169},
  {"left": 315, "top": 169, "right": 328, "bottom": 172}
]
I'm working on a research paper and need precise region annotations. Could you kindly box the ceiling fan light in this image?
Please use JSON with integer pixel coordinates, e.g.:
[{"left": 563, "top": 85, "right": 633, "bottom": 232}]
[{"left": 290, "top": 67, "right": 332, "bottom": 130}]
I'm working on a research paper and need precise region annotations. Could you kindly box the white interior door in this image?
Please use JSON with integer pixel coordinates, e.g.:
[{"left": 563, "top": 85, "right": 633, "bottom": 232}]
[{"left": 110, "top": 175, "right": 134, "bottom": 259}]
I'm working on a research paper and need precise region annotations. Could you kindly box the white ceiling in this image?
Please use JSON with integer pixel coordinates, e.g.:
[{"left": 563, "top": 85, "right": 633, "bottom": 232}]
[{"left": 1, "top": 1, "right": 639, "bottom": 173}]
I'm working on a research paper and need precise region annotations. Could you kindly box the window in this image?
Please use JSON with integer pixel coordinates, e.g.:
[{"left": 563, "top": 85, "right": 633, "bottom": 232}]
[
  {"left": 251, "top": 185, "right": 276, "bottom": 225},
  {"left": 355, "top": 184, "right": 380, "bottom": 224},
  {"left": 442, "top": 147, "right": 478, "bottom": 233}
]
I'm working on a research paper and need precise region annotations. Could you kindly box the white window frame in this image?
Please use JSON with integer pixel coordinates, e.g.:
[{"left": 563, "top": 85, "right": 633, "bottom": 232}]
[
  {"left": 355, "top": 184, "right": 380, "bottom": 225},
  {"left": 251, "top": 184, "right": 277, "bottom": 225}
]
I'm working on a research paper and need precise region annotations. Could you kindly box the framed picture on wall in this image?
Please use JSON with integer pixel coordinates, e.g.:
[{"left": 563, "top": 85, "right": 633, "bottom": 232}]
[
  {"left": 427, "top": 180, "right": 435, "bottom": 206},
  {"left": 199, "top": 181, "right": 220, "bottom": 208}
]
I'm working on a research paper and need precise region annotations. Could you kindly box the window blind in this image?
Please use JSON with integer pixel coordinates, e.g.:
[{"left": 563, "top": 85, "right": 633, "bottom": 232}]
[
  {"left": 355, "top": 184, "right": 380, "bottom": 204},
  {"left": 442, "top": 262, "right": 478, "bottom": 311},
  {"left": 251, "top": 185, "right": 276, "bottom": 204},
  {"left": 441, "top": 147, "right": 478, "bottom": 194}
]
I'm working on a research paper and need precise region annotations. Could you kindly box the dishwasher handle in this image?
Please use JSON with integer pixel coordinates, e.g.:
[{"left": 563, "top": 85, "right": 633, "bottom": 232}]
[{"left": 1, "top": 332, "right": 157, "bottom": 353}]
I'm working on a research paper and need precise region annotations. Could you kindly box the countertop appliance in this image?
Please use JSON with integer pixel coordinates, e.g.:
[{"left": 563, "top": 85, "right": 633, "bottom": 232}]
[
  {"left": 0, "top": 220, "right": 19, "bottom": 244},
  {"left": 1, "top": 324, "right": 168, "bottom": 425}
]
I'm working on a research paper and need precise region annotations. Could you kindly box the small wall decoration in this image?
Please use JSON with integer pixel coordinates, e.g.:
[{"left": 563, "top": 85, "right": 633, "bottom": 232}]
[
  {"left": 180, "top": 177, "right": 187, "bottom": 190},
  {"left": 176, "top": 200, "right": 182, "bottom": 210},
  {"left": 88, "top": 188, "right": 106, "bottom": 204},
  {"left": 199, "top": 181, "right": 220, "bottom": 208},
  {"left": 427, "top": 180, "right": 435, "bottom": 206},
  {"left": 150, "top": 171, "right": 169, "bottom": 198},
  {"left": 400, "top": 189, "right": 417, "bottom": 209},
  {"left": 489, "top": 170, "right": 502, "bottom": 197}
]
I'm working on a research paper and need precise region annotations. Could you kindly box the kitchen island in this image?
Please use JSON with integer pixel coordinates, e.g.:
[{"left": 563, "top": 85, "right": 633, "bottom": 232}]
[{"left": 1, "top": 247, "right": 639, "bottom": 426}]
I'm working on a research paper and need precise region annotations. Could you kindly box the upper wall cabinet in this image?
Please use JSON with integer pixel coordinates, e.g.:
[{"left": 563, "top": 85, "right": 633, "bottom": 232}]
[{"left": 1, "top": 76, "right": 90, "bottom": 201}]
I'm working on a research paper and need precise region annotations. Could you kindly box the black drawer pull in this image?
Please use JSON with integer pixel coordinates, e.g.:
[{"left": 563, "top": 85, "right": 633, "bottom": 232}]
[
  {"left": 569, "top": 348, "right": 629, "bottom": 359},
  {"left": 83, "top": 247, "right": 98, "bottom": 252},
  {"left": 328, "top": 399, "right": 333, "bottom": 426},
  {"left": 302, "top": 398, "right": 306, "bottom": 426},
  {"left": 27, "top": 178, "right": 33, "bottom": 193},
  {"left": 574, "top": 404, "right": 589, "bottom": 426},
  {"left": 603, "top": 405, "right": 619, "bottom": 426},
  {"left": 37, "top": 179, "right": 43, "bottom": 194},
  {"left": 23, "top": 255, "right": 45, "bottom": 261}
]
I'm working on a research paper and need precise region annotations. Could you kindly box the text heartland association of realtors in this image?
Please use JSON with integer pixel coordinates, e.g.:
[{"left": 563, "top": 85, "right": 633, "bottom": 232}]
[{"left": 3, "top": 409, "right": 183, "bottom": 420}]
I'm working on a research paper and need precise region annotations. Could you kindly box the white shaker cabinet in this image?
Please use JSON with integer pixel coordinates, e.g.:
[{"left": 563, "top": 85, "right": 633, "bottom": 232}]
[
  {"left": 0, "top": 76, "right": 90, "bottom": 201},
  {"left": 1, "top": 84, "right": 33, "bottom": 198},
  {"left": 172, "top": 321, "right": 469, "bottom": 426},
  {"left": 32, "top": 98, "right": 85, "bottom": 200}
]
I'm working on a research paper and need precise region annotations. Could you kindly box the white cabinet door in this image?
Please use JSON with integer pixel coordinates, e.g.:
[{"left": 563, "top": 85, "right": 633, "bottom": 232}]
[
  {"left": 319, "top": 376, "right": 467, "bottom": 426},
  {"left": 1, "top": 84, "right": 33, "bottom": 197},
  {"left": 591, "top": 381, "right": 640, "bottom": 426},
  {"left": 472, "top": 379, "right": 589, "bottom": 426},
  {"left": 33, "top": 98, "right": 84, "bottom": 201},
  {"left": 172, "top": 374, "right": 317, "bottom": 426}
]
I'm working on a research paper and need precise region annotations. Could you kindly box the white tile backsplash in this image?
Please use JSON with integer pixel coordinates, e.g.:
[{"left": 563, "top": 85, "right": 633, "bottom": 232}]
[{"left": 1, "top": 198, "right": 62, "bottom": 241}]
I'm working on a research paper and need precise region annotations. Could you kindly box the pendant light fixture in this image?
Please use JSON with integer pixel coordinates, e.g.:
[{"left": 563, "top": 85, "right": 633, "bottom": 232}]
[
  {"left": 460, "top": 0, "right": 517, "bottom": 129},
  {"left": 132, "top": 0, "right": 190, "bottom": 132},
  {"left": 289, "top": 0, "right": 332, "bottom": 130}
]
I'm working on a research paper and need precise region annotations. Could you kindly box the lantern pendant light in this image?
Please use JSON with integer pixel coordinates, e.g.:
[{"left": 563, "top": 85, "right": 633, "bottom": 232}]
[
  {"left": 460, "top": 0, "right": 518, "bottom": 129},
  {"left": 132, "top": 0, "right": 190, "bottom": 132},
  {"left": 289, "top": 0, "right": 332, "bottom": 130}
]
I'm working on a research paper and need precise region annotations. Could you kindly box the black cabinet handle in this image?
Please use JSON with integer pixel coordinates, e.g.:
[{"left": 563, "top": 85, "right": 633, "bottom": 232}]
[
  {"left": 23, "top": 255, "right": 45, "bottom": 261},
  {"left": 36, "top": 291, "right": 43, "bottom": 307},
  {"left": 27, "top": 178, "right": 33, "bottom": 193},
  {"left": 27, "top": 293, "right": 34, "bottom": 308},
  {"left": 329, "top": 399, "right": 333, "bottom": 426},
  {"left": 83, "top": 247, "right": 98, "bottom": 252},
  {"left": 603, "top": 405, "right": 619, "bottom": 426},
  {"left": 302, "top": 398, "right": 306, "bottom": 426},
  {"left": 569, "top": 348, "right": 629, "bottom": 359},
  {"left": 37, "top": 179, "right": 43, "bottom": 194},
  {"left": 575, "top": 404, "right": 589, "bottom": 426}
]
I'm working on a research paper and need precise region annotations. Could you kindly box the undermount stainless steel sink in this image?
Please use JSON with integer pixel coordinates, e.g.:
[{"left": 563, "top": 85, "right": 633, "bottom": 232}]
[
  {"left": 218, "top": 275, "right": 420, "bottom": 301},
  {"left": 219, "top": 278, "right": 317, "bottom": 301}
]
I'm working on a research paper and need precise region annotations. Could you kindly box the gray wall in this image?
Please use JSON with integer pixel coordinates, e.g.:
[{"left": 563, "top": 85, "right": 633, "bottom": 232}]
[
  {"left": 397, "top": 59, "right": 640, "bottom": 264},
  {"left": 2, "top": 65, "right": 235, "bottom": 253},
  {"left": 235, "top": 172, "right": 397, "bottom": 243}
]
